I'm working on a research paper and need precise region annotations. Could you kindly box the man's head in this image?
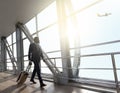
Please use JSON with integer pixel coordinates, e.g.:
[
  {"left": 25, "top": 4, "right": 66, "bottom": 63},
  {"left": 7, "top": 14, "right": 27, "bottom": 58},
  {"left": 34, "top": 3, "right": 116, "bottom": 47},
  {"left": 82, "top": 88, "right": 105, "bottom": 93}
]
[{"left": 34, "top": 37, "right": 40, "bottom": 43}]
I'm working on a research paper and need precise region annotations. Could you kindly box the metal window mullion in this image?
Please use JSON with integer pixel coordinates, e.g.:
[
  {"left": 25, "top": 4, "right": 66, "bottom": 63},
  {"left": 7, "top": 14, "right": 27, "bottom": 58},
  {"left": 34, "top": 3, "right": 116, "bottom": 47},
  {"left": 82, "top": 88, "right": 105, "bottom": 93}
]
[{"left": 111, "top": 54, "right": 119, "bottom": 93}]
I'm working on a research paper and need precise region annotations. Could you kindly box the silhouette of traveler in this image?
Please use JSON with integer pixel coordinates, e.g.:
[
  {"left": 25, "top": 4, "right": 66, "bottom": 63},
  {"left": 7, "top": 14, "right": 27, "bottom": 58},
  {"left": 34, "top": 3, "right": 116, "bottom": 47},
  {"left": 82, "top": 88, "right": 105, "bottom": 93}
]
[{"left": 28, "top": 37, "right": 46, "bottom": 88}]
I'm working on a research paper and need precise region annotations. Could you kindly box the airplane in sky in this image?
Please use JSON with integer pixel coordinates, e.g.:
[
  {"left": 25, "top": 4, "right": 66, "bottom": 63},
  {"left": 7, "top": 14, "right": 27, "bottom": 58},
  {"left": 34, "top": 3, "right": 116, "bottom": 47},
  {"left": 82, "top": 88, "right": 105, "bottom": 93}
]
[{"left": 97, "top": 13, "right": 112, "bottom": 17}]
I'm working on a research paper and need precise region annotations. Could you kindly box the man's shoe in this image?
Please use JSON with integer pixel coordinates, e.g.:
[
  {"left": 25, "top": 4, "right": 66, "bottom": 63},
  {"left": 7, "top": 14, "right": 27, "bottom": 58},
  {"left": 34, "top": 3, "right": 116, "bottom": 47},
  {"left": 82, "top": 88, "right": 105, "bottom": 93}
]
[
  {"left": 30, "top": 80, "right": 37, "bottom": 84},
  {"left": 40, "top": 83, "right": 46, "bottom": 88}
]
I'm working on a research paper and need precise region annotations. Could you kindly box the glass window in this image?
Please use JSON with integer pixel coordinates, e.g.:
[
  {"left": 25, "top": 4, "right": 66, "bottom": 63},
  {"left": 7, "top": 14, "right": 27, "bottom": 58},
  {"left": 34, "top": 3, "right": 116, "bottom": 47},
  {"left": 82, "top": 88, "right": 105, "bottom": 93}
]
[
  {"left": 13, "top": 32, "right": 16, "bottom": 43},
  {"left": 79, "top": 56, "right": 114, "bottom": 80},
  {"left": 41, "top": 60, "right": 52, "bottom": 74},
  {"left": 37, "top": 2, "right": 57, "bottom": 30},
  {"left": 23, "top": 39, "right": 30, "bottom": 55},
  {"left": 66, "top": 0, "right": 120, "bottom": 81},
  {"left": 13, "top": 43, "right": 16, "bottom": 57},
  {"left": 75, "top": 0, "right": 120, "bottom": 45},
  {"left": 39, "top": 24, "right": 60, "bottom": 52},
  {"left": 25, "top": 17, "right": 36, "bottom": 34},
  {"left": 81, "top": 43, "right": 120, "bottom": 55},
  {"left": 7, "top": 35, "right": 12, "bottom": 45},
  {"left": 23, "top": 0, "right": 120, "bottom": 82},
  {"left": 22, "top": 32, "right": 26, "bottom": 39},
  {"left": 6, "top": 51, "right": 10, "bottom": 59},
  {"left": 70, "top": 0, "right": 98, "bottom": 12}
]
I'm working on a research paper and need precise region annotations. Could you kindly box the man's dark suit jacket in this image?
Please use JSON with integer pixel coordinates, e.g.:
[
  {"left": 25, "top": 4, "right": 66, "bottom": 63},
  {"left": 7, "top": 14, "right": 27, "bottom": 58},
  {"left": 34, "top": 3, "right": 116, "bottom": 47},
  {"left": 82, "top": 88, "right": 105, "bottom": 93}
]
[{"left": 28, "top": 43, "right": 44, "bottom": 62}]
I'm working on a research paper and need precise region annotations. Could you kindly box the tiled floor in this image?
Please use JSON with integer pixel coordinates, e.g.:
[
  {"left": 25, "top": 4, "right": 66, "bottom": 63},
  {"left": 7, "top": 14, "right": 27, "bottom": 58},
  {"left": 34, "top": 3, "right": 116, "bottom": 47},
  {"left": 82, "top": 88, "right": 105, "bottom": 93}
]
[{"left": 0, "top": 72, "right": 99, "bottom": 93}]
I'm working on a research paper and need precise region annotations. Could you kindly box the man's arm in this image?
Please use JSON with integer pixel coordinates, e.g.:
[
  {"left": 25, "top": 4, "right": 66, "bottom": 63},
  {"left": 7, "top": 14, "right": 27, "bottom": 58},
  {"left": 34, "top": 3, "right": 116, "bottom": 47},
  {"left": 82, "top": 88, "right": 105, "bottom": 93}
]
[{"left": 28, "top": 44, "right": 33, "bottom": 61}]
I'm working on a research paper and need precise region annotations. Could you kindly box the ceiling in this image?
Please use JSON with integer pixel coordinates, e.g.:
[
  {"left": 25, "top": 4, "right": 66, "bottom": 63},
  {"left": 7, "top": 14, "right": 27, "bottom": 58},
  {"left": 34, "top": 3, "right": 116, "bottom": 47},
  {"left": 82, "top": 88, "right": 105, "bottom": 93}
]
[{"left": 0, "top": 0, "right": 54, "bottom": 37}]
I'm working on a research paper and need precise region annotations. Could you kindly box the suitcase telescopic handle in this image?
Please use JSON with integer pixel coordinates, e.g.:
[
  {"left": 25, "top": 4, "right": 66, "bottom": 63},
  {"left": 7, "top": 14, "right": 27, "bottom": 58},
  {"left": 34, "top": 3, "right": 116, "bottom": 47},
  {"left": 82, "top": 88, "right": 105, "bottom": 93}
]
[{"left": 26, "top": 61, "right": 32, "bottom": 72}]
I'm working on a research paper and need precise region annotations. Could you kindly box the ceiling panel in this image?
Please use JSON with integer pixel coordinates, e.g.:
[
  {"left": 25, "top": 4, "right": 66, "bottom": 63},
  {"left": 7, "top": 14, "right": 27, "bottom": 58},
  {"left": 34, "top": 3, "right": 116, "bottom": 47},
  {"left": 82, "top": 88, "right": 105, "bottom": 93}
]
[{"left": 0, "top": 0, "right": 54, "bottom": 37}]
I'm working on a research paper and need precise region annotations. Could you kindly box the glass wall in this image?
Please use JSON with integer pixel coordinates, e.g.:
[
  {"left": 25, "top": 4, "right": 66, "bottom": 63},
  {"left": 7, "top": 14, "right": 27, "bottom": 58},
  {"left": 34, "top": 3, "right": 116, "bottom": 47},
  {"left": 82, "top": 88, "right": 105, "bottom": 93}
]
[
  {"left": 5, "top": 0, "right": 120, "bottom": 82},
  {"left": 23, "top": 1, "right": 60, "bottom": 74},
  {"left": 68, "top": 0, "right": 120, "bottom": 81},
  {"left": 6, "top": 32, "right": 17, "bottom": 70}
]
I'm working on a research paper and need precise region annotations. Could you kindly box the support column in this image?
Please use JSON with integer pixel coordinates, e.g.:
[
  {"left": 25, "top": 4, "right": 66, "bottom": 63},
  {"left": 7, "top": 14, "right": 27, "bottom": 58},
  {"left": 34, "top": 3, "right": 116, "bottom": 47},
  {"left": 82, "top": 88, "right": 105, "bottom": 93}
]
[
  {"left": 1, "top": 37, "right": 7, "bottom": 71},
  {"left": 111, "top": 54, "right": 119, "bottom": 93},
  {"left": 16, "top": 27, "right": 24, "bottom": 72},
  {"left": 56, "top": 0, "right": 72, "bottom": 84},
  {"left": 65, "top": 0, "right": 81, "bottom": 77}
]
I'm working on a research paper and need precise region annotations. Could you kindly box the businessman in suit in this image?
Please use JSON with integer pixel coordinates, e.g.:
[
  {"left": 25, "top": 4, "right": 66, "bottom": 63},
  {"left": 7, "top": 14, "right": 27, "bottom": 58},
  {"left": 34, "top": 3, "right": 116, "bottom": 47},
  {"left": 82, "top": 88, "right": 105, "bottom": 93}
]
[{"left": 28, "top": 37, "right": 46, "bottom": 88}]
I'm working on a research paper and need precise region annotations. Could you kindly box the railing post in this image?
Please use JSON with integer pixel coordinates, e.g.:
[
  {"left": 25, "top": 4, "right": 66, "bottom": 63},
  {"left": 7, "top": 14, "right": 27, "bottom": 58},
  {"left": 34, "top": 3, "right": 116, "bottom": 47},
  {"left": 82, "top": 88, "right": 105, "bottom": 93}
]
[{"left": 111, "top": 54, "right": 119, "bottom": 93}]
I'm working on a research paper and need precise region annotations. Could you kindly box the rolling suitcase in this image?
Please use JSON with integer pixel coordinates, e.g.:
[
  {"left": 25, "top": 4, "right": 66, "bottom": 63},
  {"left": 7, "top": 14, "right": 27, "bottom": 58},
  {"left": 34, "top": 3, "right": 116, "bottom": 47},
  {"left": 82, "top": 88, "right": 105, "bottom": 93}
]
[{"left": 16, "top": 61, "right": 32, "bottom": 85}]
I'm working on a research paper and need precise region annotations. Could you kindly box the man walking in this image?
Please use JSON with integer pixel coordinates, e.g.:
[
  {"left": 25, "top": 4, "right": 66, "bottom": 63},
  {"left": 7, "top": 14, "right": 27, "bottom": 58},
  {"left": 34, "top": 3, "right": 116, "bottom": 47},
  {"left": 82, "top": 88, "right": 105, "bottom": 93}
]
[{"left": 28, "top": 37, "right": 46, "bottom": 88}]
